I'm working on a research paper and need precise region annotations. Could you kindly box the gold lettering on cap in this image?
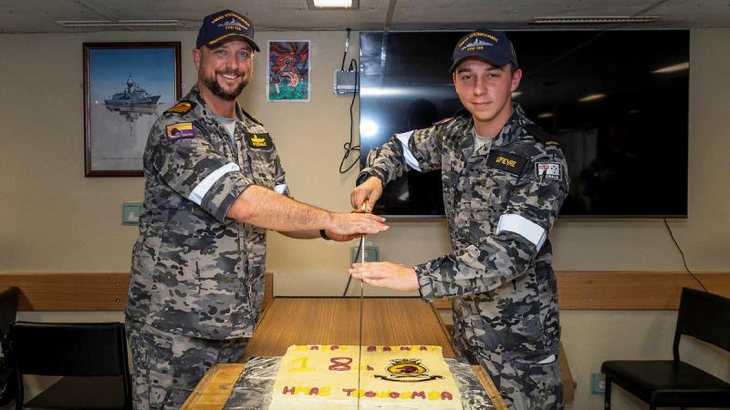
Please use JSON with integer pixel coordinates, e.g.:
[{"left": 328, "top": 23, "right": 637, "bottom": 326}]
[{"left": 458, "top": 32, "right": 499, "bottom": 48}]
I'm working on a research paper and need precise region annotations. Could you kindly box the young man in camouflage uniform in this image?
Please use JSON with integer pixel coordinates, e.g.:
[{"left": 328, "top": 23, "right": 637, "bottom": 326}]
[
  {"left": 349, "top": 30, "right": 568, "bottom": 410},
  {"left": 125, "top": 9, "right": 388, "bottom": 409}
]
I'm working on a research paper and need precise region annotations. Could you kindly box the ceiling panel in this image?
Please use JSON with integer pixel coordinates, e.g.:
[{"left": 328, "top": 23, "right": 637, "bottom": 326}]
[{"left": 0, "top": 0, "right": 728, "bottom": 34}]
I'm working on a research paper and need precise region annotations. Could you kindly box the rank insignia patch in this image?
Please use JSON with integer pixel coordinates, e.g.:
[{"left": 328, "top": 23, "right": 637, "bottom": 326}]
[
  {"left": 165, "top": 101, "right": 196, "bottom": 114},
  {"left": 535, "top": 162, "right": 562, "bottom": 181},
  {"left": 487, "top": 150, "right": 526, "bottom": 175},
  {"left": 166, "top": 122, "right": 195, "bottom": 141},
  {"left": 246, "top": 132, "right": 272, "bottom": 149}
]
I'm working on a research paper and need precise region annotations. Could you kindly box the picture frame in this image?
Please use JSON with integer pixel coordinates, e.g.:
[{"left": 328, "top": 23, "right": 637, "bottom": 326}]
[
  {"left": 83, "top": 42, "right": 181, "bottom": 176},
  {"left": 267, "top": 40, "right": 311, "bottom": 102}
]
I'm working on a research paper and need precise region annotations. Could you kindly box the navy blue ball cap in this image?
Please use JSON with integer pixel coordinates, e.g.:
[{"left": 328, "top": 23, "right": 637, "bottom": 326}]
[
  {"left": 449, "top": 30, "right": 517, "bottom": 73},
  {"left": 196, "top": 9, "right": 260, "bottom": 52}
]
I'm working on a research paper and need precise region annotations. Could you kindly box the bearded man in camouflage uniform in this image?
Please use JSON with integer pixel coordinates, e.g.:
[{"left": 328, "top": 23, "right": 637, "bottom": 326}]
[
  {"left": 349, "top": 30, "right": 568, "bottom": 410},
  {"left": 124, "top": 10, "right": 388, "bottom": 409}
]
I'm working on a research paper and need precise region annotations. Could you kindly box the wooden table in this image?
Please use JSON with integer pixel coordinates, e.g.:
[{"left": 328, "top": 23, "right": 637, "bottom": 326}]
[{"left": 182, "top": 297, "right": 507, "bottom": 409}]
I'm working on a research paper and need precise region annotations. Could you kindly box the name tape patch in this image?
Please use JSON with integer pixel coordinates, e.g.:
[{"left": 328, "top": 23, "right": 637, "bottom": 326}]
[
  {"left": 487, "top": 150, "right": 526, "bottom": 175},
  {"left": 246, "top": 132, "right": 272, "bottom": 149},
  {"left": 166, "top": 122, "right": 195, "bottom": 142},
  {"left": 535, "top": 162, "right": 562, "bottom": 181}
]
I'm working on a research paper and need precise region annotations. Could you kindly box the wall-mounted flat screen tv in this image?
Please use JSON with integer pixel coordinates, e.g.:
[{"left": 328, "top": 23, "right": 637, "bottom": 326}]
[{"left": 359, "top": 30, "right": 689, "bottom": 218}]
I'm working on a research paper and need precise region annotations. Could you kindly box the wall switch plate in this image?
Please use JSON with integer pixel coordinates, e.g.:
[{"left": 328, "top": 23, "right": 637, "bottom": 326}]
[
  {"left": 591, "top": 372, "right": 606, "bottom": 394},
  {"left": 122, "top": 203, "right": 143, "bottom": 226},
  {"left": 350, "top": 244, "right": 379, "bottom": 265}
]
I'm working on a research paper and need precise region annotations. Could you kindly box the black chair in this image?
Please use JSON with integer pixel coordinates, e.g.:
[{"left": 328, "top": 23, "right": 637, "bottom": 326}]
[
  {"left": 601, "top": 287, "right": 730, "bottom": 410},
  {"left": 0, "top": 287, "right": 20, "bottom": 406},
  {"left": 10, "top": 321, "right": 131, "bottom": 409}
]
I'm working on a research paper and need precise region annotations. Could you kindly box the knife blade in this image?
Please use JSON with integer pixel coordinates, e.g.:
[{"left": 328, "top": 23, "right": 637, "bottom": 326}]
[
  {"left": 357, "top": 233, "right": 364, "bottom": 410},
  {"left": 351, "top": 205, "right": 369, "bottom": 410}
]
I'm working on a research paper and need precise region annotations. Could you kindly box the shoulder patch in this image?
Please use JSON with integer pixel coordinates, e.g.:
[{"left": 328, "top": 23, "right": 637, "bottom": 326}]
[
  {"left": 165, "top": 101, "right": 196, "bottom": 114},
  {"left": 523, "top": 123, "right": 558, "bottom": 146},
  {"left": 487, "top": 150, "right": 527, "bottom": 176},
  {"left": 535, "top": 162, "right": 563, "bottom": 181},
  {"left": 166, "top": 122, "right": 195, "bottom": 142},
  {"left": 245, "top": 132, "right": 273, "bottom": 149}
]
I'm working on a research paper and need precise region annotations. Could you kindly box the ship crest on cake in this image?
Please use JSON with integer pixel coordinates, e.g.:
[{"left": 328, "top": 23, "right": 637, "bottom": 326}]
[{"left": 374, "top": 358, "right": 445, "bottom": 383}]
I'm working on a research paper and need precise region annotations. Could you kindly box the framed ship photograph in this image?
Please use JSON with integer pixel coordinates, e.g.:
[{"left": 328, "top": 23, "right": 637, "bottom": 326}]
[{"left": 83, "top": 42, "right": 181, "bottom": 176}]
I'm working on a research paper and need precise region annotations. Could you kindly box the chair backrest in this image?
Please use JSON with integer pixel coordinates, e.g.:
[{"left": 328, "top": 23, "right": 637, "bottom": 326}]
[
  {"left": 9, "top": 321, "right": 129, "bottom": 377},
  {"left": 673, "top": 287, "right": 730, "bottom": 361},
  {"left": 0, "top": 287, "right": 20, "bottom": 347}
]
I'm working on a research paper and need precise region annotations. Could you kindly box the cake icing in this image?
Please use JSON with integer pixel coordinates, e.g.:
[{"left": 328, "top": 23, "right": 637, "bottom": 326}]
[{"left": 269, "top": 345, "right": 463, "bottom": 409}]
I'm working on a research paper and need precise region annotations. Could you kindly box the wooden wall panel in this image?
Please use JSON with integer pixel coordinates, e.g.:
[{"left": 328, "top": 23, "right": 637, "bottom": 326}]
[
  {"left": 432, "top": 272, "right": 728, "bottom": 311},
  {"left": 0, "top": 272, "right": 129, "bottom": 311},
  {"left": 0, "top": 271, "right": 728, "bottom": 311}
]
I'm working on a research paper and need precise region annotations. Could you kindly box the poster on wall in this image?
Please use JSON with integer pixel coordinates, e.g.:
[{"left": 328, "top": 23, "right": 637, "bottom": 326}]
[
  {"left": 83, "top": 42, "right": 181, "bottom": 176},
  {"left": 267, "top": 40, "right": 310, "bottom": 102}
]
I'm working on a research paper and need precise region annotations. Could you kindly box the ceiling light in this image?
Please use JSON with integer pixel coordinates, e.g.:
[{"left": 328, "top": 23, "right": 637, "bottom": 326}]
[
  {"left": 511, "top": 91, "right": 522, "bottom": 98},
  {"left": 578, "top": 93, "right": 606, "bottom": 102},
  {"left": 532, "top": 16, "right": 660, "bottom": 24},
  {"left": 57, "top": 20, "right": 181, "bottom": 28},
  {"left": 653, "top": 62, "right": 690, "bottom": 74},
  {"left": 306, "top": 0, "right": 359, "bottom": 9},
  {"left": 538, "top": 112, "right": 554, "bottom": 119}
]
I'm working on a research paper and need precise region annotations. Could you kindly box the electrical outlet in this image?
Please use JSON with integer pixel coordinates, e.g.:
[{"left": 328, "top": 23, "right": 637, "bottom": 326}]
[
  {"left": 350, "top": 243, "right": 379, "bottom": 265},
  {"left": 591, "top": 372, "right": 605, "bottom": 394}
]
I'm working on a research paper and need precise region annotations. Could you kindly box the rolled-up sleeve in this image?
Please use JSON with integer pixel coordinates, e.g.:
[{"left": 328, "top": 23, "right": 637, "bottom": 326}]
[
  {"left": 148, "top": 122, "right": 253, "bottom": 224},
  {"left": 415, "top": 150, "right": 569, "bottom": 301},
  {"left": 359, "top": 125, "right": 444, "bottom": 185}
]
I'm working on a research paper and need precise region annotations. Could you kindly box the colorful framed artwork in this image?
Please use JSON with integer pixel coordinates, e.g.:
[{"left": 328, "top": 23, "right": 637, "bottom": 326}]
[
  {"left": 83, "top": 42, "right": 181, "bottom": 176},
  {"left": 267, "top": 40, "right": 311, "bottom": 102}
]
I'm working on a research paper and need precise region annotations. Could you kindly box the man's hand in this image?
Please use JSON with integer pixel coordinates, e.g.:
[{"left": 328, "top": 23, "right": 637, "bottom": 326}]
[
  {"left": 351, "top": 176, "right": 383, "bottom": 212},
  {"left": 348, "top": 262, "right": 419, "bottom": 292},
  {"left": 327, "top": 212, "right": 388, "bottom": 237}
]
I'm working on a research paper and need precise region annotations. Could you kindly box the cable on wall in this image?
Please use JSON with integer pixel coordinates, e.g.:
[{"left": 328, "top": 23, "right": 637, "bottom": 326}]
[
  {"left": 663, "top": 218, "right": 708, "bottom": 292},
  {"left": 339, "top": 57, "right": 360, "bottom": 174},
  {"left": 340, "top": 28, "right": 351, "bottom": 70}
]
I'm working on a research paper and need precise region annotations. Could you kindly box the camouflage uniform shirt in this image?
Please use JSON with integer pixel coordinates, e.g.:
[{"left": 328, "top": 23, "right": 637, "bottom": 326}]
[
  {"left": 359, "top": 104, "right": 568, "bottom": 362},
  {"left": 125, "top": 85, "right": 289, "bottom": 340}
]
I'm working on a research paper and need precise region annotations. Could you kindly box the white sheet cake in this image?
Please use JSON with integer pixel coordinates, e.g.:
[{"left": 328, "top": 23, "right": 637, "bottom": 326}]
[{"left": 269, "top": 345, "right": 463, "bottom": 409}]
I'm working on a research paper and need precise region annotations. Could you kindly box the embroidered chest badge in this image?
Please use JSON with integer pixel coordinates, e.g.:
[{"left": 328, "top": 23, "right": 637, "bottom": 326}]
[
  {"left": 165, "top": 122, "right": 195, "bottom": 141},
  {"left": 535, "top": 162, "right": 562, "bottom": 181},
  {"left": 245, "top": 132, "right": 272, "bottom": 149},
  {"left": 486, "top": 150, "right": 526, "bottom": 175}
]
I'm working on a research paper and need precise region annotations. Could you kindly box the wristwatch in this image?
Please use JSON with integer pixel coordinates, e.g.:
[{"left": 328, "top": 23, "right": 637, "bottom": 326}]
[{"left": 320, "top": 229, "right": 332, "bottom": 240}]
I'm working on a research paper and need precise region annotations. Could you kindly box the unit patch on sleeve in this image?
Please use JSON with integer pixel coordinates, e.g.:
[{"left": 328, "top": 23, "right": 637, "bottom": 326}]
[
  {"left": 535, "top": 162, "right": 563, "bottom": 181},
  {"left": 245, "top": 132, "right": 273, "bottom": 149},
  {"left": 166, "top": 122, "right": 195, "bottom": 142},
  {"left": 165, "top": 101, "right": 196, "bottom": 114},
  {"left": 487, "top": 150, "right": 527, "bottom": 175}
]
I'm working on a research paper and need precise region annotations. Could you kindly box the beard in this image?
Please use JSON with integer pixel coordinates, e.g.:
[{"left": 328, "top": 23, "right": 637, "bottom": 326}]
[{"left": 200, "top": 70, "right": 247, "bottom": 101}]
